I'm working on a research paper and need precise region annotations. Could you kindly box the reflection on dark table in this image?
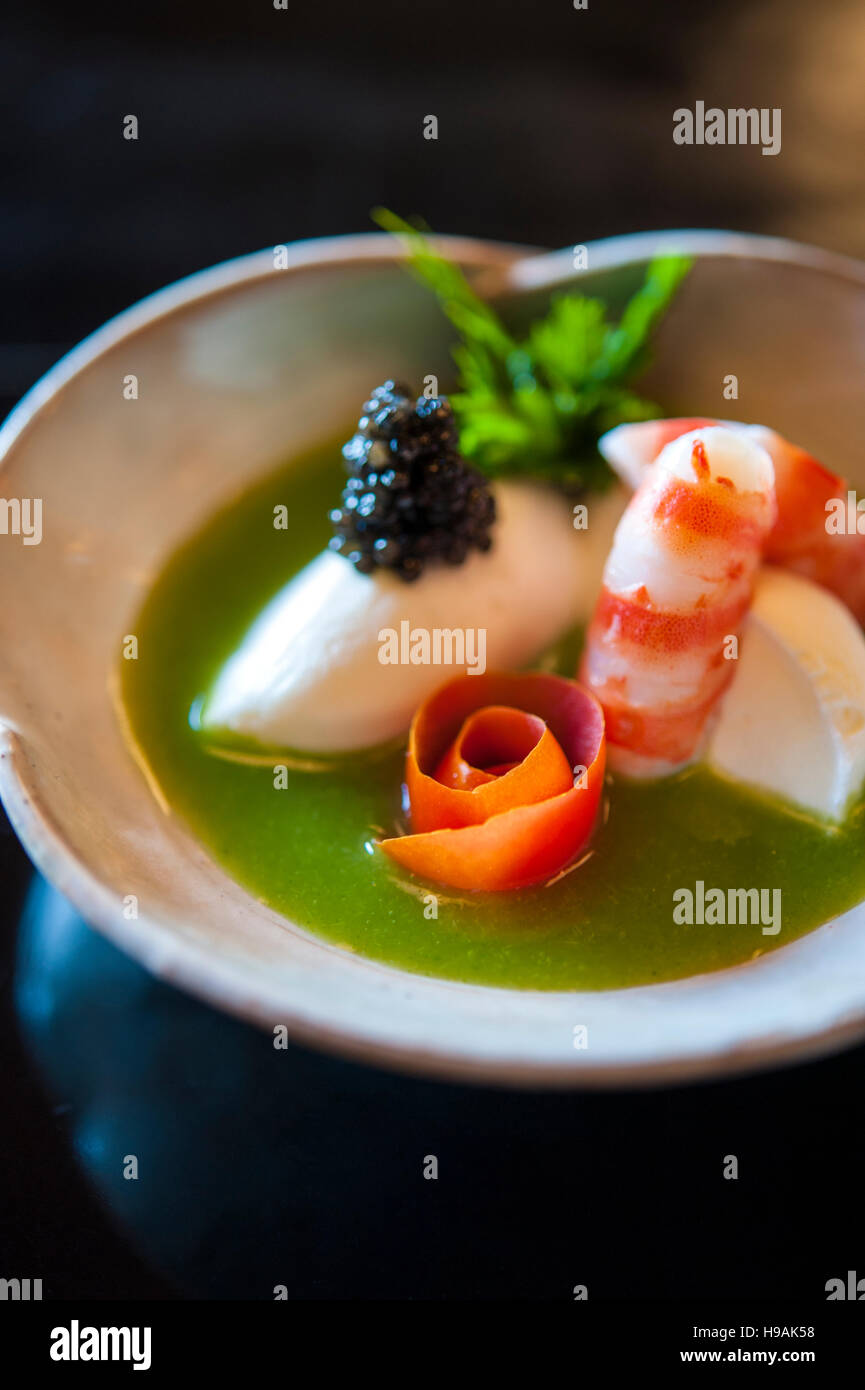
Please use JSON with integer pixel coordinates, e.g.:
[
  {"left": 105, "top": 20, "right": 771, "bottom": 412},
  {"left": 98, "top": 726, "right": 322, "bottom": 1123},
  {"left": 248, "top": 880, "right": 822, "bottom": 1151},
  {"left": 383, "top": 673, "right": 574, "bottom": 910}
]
[
  {"left": 2, "top": 0, "right": 865, "bottom": 1299},
  {"left": 7, "top": 862, "right": 865, "bottom": 1299}
]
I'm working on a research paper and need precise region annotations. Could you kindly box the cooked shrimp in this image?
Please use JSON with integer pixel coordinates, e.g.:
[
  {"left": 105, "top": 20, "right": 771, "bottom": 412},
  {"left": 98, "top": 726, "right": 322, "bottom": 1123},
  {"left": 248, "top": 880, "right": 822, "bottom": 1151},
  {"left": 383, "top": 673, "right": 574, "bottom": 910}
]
[
  {"left": 749, "top": 425, "right": 865, "bottom": 624},
  {"left": 580, "top": 426, "right": 776, "bottom": 776},
  {"left": 599, "top": 417, "right": 719, "bottom": 491},
  {"left": 599, "top": 417, "right": 865, "bottom": 623}
]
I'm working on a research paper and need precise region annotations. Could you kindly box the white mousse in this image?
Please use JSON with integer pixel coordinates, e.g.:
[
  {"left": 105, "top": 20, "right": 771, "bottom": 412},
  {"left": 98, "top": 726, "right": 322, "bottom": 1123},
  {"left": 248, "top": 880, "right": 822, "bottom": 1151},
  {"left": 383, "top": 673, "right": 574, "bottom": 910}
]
[
  {"left": 708, "top": 567, "right": 865, "bottom": 821},
  {"left": 202, "top": 481, "right": 626, "bottom": 752}
]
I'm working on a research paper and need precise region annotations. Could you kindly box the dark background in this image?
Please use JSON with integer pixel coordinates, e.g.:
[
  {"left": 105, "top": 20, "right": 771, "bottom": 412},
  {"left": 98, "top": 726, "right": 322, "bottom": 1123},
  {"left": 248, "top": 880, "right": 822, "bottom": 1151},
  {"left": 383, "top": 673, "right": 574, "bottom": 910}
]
[{"left": 2, "top": 0, "right": 865, "bottom": 1301}]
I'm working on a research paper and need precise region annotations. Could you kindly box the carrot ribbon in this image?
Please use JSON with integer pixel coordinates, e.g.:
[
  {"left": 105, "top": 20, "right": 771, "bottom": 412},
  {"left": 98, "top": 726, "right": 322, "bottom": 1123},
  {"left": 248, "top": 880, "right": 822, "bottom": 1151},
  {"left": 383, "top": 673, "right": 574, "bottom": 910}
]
[{"left": 379, "top": 672, "right": 606, "bottom": 892}]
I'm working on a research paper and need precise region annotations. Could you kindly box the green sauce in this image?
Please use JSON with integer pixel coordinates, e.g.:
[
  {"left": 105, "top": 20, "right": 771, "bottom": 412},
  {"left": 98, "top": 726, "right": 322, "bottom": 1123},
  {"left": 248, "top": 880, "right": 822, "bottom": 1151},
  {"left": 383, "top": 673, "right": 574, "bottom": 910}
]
[{"left": 121, "top": 438, "right": 865, "bottom": 991}]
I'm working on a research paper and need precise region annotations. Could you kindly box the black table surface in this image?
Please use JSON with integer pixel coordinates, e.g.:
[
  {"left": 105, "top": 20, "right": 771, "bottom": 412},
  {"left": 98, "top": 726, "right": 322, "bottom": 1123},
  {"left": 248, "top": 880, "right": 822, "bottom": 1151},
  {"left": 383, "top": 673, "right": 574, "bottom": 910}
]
[{"left": 2, "top": 0, "right": 864, "bottom": 1301}]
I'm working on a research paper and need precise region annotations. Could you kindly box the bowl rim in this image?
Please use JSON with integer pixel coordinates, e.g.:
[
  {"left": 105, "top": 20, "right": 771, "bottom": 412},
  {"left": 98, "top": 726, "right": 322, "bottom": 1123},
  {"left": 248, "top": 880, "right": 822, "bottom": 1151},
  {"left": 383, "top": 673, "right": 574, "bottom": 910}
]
[{"left": 4, "top": 226, "right": 865, "bottom": 1091}]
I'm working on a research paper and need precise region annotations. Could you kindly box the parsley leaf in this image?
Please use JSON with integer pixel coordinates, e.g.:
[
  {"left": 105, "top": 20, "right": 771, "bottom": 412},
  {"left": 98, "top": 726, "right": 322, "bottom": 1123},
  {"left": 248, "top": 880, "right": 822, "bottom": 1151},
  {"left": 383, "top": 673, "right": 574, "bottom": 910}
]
[{"left": 372, "top": 208, "right": 691, "bottom": 491}]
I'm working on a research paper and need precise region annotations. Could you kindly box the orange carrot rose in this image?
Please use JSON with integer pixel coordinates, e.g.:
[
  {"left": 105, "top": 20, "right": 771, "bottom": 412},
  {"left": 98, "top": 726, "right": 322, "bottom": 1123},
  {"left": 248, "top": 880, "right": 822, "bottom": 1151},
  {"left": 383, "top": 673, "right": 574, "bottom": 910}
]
[{"left": 379, "top": 672, "right": 606, "bottom": 892}]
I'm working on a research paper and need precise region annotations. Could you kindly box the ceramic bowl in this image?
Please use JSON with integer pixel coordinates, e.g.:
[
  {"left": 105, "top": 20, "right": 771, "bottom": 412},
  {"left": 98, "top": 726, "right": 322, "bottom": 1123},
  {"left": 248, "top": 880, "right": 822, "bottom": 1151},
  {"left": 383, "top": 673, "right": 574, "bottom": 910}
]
[{"left": 3, "top": 229, "right": 865, "bottom": 1087}]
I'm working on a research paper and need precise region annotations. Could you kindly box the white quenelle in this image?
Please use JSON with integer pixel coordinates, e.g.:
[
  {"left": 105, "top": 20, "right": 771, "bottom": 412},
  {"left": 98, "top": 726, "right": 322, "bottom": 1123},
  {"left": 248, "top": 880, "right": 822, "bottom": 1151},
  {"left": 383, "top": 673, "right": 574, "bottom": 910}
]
[
  {"left": 708, "top": 567, "right": 865, "bottom": 821},
  {"left": 202, "top": 481, "right": 626, "bottom": 752}
]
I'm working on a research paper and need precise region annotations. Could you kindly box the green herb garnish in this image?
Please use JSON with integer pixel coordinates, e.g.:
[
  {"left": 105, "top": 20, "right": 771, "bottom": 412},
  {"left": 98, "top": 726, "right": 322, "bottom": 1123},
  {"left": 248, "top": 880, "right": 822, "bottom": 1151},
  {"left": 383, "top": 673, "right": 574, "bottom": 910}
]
[{"left": 373, "top": 208, "right": 692, "bottom": 491}]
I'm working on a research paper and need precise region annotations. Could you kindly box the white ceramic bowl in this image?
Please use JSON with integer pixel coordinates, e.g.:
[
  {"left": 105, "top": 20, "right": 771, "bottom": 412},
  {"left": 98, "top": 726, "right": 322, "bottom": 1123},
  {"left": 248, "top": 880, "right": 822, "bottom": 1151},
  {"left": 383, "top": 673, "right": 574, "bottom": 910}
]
[{"left": 3, "top": 229, "right": 865, "bottom": 1087}]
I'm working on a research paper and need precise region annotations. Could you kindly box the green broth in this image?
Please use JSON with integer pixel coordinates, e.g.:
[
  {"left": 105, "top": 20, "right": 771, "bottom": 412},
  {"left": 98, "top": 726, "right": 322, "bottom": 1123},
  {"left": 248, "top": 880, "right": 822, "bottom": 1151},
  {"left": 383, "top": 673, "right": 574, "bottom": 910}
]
[{"left": 121, "top": 437, "right": 865, "bottom": 991}]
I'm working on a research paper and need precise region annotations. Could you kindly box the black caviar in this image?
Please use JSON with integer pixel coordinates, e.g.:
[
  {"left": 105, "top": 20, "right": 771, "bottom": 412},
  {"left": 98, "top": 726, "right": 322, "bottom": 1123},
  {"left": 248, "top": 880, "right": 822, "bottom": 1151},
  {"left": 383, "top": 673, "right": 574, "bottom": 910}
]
[{"left": 329, "top": 382, "right": 496, "bottom": 582}]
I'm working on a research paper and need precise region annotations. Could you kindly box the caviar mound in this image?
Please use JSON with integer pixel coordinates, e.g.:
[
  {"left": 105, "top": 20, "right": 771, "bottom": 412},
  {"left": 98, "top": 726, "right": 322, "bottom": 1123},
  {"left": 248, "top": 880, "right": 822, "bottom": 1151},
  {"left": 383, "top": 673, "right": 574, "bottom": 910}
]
[{"left": 329, "top": 381, "right": 497, "bottom": 582}]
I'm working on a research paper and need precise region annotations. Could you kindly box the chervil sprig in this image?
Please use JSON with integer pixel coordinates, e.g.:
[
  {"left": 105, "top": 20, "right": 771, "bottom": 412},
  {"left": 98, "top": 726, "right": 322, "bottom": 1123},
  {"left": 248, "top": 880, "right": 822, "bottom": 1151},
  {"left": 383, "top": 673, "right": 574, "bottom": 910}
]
[{"left": 372, "top": 208, "right": 691, "bottom": 491}]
